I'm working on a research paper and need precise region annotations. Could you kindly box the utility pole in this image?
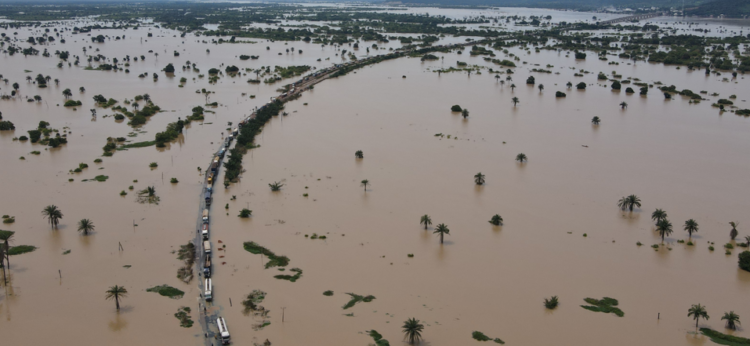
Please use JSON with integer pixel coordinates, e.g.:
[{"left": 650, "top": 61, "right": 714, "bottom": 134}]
[{"left": 282, "top": 307, "right": 286, "bottom": 322}]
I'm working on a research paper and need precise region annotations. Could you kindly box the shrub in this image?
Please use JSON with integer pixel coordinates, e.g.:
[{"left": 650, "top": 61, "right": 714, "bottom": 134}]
[
  {"left": 555, "top": 91, "right": 566, "bottom": 97},
  {"left": 323, "top": 290, "right": 334, "bottom": 296},
  {"left": 451, "top": 105, "right": 462, "bottom": 112},
  {"left": 27, "top": 130, "right": 42, "bottom": 143},
  {"left": 575, "top": 51, "right": 586, "bottom": 59},
  {"left": 625, "top": 87, "right": 635, "bottom": 93},
  {"left": 611, "top": 81, "right": 621, "bottom": 90},
  {"left": 739, "top": 251, "right": 750, "bottom": 272},
  {"left": 576, "top": 82, "right": 586, "bottom": 90},
  {"left": 170, "top": 178, "right": 178, "bottom": 183},
  {"left": 63, "top": 100, "right": 82, "bottom": 107},
  {"left": 0, "top": 121, "right": 15, "bottom": 131},
  {"left": 526, "top": 76, "right": 535, "bottom": 84},
  {"left": 149, "top": 162, "right": 158, "bottom": 168},
  {"left": 163, "top": 63, "right": 175, "bottom": 73}
]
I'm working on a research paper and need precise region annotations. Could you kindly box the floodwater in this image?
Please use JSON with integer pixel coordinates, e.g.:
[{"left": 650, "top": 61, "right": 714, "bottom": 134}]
[{"left": 2, "top": 8, "right": 750, "bottom": 346}]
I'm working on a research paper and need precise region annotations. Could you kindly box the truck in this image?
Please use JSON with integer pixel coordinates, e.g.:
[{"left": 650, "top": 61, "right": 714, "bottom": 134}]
[
  {"left": 232, "top": 128, "right": 238, "bottom": 136},
  {"left": 217, "top": 317, "right": 230, "bottom": 345},
  {"left": 201, "top": 222, "right": 209, "bottom": 240},
  {"left": 210, "top": 156, "right": 220, "bottom": 173},
  {"left": 207, "top": 172, "right": 214, "bottom": 186},
  {"left": 204, "top": 278, "right": 213, "bottom": 301},
  {"left": 203, "top": 255, "right": 211, "bottom": 277},
  {"left": 202, "top": 209, "right": 209, "bottom": 222},
  {"left": 203, "top": 240, "right": 211, "bottom": 255},
  {"left": 205, "top": 191, "right": 212, "bottom": 205}
]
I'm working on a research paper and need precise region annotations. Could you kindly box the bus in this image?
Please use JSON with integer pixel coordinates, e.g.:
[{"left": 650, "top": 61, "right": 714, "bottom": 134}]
[{"left": 217, "top": 317, "right": 230, "bottom": 344}]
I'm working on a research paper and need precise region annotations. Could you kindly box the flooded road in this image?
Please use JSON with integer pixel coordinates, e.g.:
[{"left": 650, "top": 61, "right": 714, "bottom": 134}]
[{"left": 2, "top": 10, "right": 750, "bottom": 346}]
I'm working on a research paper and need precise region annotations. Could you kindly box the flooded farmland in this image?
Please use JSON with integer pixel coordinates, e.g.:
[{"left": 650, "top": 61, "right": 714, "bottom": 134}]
[{"left": 1, "top": 4, "right": 750, "bottom": 346}]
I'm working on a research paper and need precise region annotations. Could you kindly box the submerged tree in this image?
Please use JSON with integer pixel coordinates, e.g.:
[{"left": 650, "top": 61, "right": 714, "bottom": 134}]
[
  {"left": 269, "top": 182, "right": 284, "bottom": 191},
  {"left": 722, "top": 311, "right": 740, "bottom": 330},
  {"left": 360, "top": 179, "right": 369, "bottom": 192},
  {"left": 617, "top": 195, "right": 642, "bottom": 212},
  {"left": 651, "top": 209, "right": 667, "bottom": 224},
  {"left": 489, "top": 214, "right": 503, "bottom": 226},
  {"left": 355, "top": 150, "right": 363, "bottom": 159},
  {"left": 474, "top": 172, "right": 485, "bottom": 185},
  {"left": 42, "top": 205, "right": 63, "bottom": 229},
  {"left": 688, "top": 304, "right": 709, "bottom": 333},
  {"left": 420, "top": 215, "right": 432, "bottom": 230},
  {"left": 105, "top": 285, "right": 128, "bottom": 310},
  {"left": 77, "top": 219, "right": 95, "bottom": 235},
  {"left": 137, "top": 186, "right": 160, "bottom": 204},
  {"left": 620, "top": 102, "right": 628, "bottom": 110},
  {"left": 684, "top": 219, "right": 699, "bottom": 239},
  {"left": 433, "top": 224, "right": 450, "bottom": 244},
  {"left": 0, "top": 230, "right": 14, "bottom": 269},
  {"left": 62, "top": 88, "right": 72, "bottom": 99},
  {"left": 402, "top": 318, "right": 424, "bottom": 345},
  {"left": 461, "top": 109, "right": 469, "bottom": 119},
  {"left": 591, "top": 116, "right": 601, "bottom": 125},
  {"left": 512, "top": 97, "right": 519, "bottom": 107},
  {"left": 656, "top": 219, "right": 673, "bottom": 243},
  {"left": 515, "top": 153, "right": 527, "bottom": 163},
  {"left": 730, "top": 222, "right": 739, "bottom": 240}
]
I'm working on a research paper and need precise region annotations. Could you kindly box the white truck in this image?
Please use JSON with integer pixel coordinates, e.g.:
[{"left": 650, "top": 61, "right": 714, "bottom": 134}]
[
  {"left": 204, "top": 278, "right": 213, "bottom": 301},
  {"left": 203, "top": 240, "right": 211, "bottom": 255},
  {"left": 217, "top": 317, "right": 230, "bottom": 344}
]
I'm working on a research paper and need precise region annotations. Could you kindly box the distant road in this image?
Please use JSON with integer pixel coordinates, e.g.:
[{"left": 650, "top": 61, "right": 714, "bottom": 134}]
[{"left": 598, "top": 12, "right": 665, "bottom": 25}]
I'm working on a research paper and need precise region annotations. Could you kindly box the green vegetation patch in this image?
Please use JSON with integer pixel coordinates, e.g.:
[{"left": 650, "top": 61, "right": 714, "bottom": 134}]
[
  {"left": 174, "top": 307, "right": 193, "bottom": 328},
  {"left": 243, "top": 241, "right": 289, "bottom": 268},
  {"left": 9, "top": 245, "right": 37, "bottom": 255},
  {"left": 700, "top": 328, "right": 750, "bottom": 346},
  {"left": 146, "top": 285, "right": 185, "bottom": 299},
  {"left": 472, "top": 331, "right": 505, "bottom": 344},
  {"left": 93, "top": 175, "right": 109, "bottom": 182},
  {"left": 368, "top": 330, "right": 391, "bottom": 346},
  {"left": 274, "top": 268, "right": 302, "bottom": 282},
  {"left": 342, "top": 293, "right": 376, "bottom": 310},
  {"left": 581, "top": 297, "right": 624, "bottom": 317},
  {"left": 117, "top": 141, "right": 156, "bottom": 150},
  {"left": 323, "top": 290, "right": 334, "bottom": 296},
  {"left": 242, "top": 289, "right": 266, "bottom": 313}
]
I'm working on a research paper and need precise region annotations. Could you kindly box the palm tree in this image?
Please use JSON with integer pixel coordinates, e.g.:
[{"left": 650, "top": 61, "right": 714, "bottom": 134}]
[
  {"left": 651, "top": 209, "right": 667, "bottom": 224},
  {"left": 42, "top": 205, "right": 63, "bottom": 229},
  {"left": 566, "top": 81, "right": 573, "bottom": 89},
  {"left": 0, "top": 245, "right": 6, "bottom": 284},
  {"left": 489, "top": 214, "right": 503, "bottom": 226},
  {"left": 461, "top": 109, "right": 469, "bottom": 119},
  {"left": 538, "top": 84, "right": 544, "bottom": 93},
  {"left": 684, "top": 219, "right": 699, "bottom": 238},
  {"left": 105, "top": 285, "right": 128, "bottom": 310},
  {"left": 591, "top": 116, "right": 601, "bottom": 125},
  {"left": 62, "top": 88, "right": 72, "bottom": 99},
  {"left": 26, "top": 75, "right": 32, "bottom": 82},
  {"left": 512, "top": 97, "right": 519, "bottom": 107},
  {"left": 54, "top": 79, "right": 59, "bottom": 86},
  {"left": 420, "top": 215, "right": 432, "bottom": 230},
  {"left": 510, "top": 84, "right": 516, "bottom": 91},
  {"left": 656, "top": 219, "right": 673, "bottom": 243},
  {"left": 474, "top": 172, "right": 485, "bottom": 185},
  {"left": 433, "top": 224, "right": 450, "bottom": 244},
  {"left": 688, "top": 304, "right": 709, "bottom": 333},
  {"left": 722, "top": 311, "right": 740, "bottom": 330},
  {"left": 729, "top": 222, "right": 739, "bottom": 240},
  {"left": 402, "top": 318, "right": 424, "bottom": 345},
  {"left": 745, "top": 235, "right": 750, "bottom": 248},
  {"left": 617, "top": 195, "right": 642, "bottom": 212},
  {"left": 620, "top": 102, "right": 628, "bottom": 110},
  {"left": 360, "top": 179, "right": 369, "bottom": 192},
  {"left": 77, "top": 218, "right": 95, "bottom": 235},
  {"left": 515, "top": 153, "right": 527, "bottom": 163},
  {"left": 355, "top": 150, "right": 363, "bottom": 159}
]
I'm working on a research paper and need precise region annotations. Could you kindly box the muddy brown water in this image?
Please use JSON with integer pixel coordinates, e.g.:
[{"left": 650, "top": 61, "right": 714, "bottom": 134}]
[{"left": 2, "top": 12, "right": 750, "bottom": 346}]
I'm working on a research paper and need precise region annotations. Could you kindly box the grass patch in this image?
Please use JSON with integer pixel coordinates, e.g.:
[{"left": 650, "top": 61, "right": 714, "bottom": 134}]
[
  {"left": 700, "top": 328, "right": 750, "bottom": 346},
  {"left": 146, "top": 285, "right": 185, "bottom": 299},
  {"left": 117, "top": 140, "right": 156, "bottom": 150},
  {"left": 342, "top": 293, "right": 376, "bottom": 310},
  {"left": 62, "top": 249, "right": 71, "bottom": 255},
  {"left": 581, "top": 297, "right": 624, "bottom": 317},
  {"left": 8, "top": 245, "right": 36, "bottom": 255},
  {"left": 242, "top": 289, "right": 267, "bottom": 313},
  {"left": 93, "top": 175, "right": 108, "bottom": 182},
  {"left": 274, "top": 268, "right": 302, "bottom": 282},
  {"left": 472, "top": 331, "right": 505, "bottom": 344},
  {"left": 323, "top": 290, "right": 334, "bottom": 296},
  {"left": 243, "top": 241, "right": 289, "bottom": 268},
  {"left": 368, "top": 330, "right": 391, "bottom": 346},
  {"left": 174, "top": 307, "right": 193, "bottom": 328}
]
